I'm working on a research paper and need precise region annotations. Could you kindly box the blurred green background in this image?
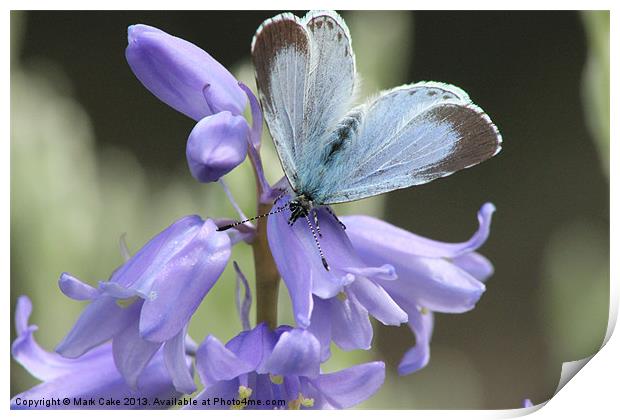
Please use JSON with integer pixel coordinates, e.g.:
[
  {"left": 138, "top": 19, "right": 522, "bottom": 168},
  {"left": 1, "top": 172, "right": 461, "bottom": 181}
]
[{"left": 10, "top": 10, "right": 609, "bottom": 409}]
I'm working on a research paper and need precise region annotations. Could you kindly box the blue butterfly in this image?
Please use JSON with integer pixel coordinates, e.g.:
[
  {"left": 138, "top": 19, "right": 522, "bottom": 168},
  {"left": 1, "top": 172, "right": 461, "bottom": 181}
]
[{"left": 224, "top": 11, "right": 502, "bottom": 270}]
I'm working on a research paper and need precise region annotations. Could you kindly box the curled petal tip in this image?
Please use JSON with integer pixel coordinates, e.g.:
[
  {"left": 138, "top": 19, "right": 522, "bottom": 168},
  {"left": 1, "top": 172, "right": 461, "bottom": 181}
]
[
  {"left": 347, "top": 264, "right": 397, "bottom": 282},
  {"left": 480, "top": 202, "right": 496, "bottom": 217},
  {"left": 15, "top": 295, "right": 33, "bottom": 335},
  {"left": 382, "top": 264, "right": 397, "bottom": 281},
  {"left": 59, "top": 272, "right": 100, "bottom": 301}
]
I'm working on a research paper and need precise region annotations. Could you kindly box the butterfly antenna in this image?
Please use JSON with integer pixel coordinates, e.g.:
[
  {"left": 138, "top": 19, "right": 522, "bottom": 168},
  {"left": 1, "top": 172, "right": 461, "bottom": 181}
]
[
  {"left": 304, "top": 214, "right": 330, "bottom": 271},
  {"left": 217, "top": 205, "right": 288, "bottom": 232}
]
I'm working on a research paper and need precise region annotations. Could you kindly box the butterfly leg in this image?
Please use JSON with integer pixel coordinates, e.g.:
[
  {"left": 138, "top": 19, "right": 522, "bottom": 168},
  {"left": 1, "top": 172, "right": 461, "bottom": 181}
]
[
  {"left": 326, "top": 207, "right": 347, "bottom": 230},
  {"left": 313, "top": 208, "right": 322, "bottom": 237},
  {"left": 304, "top": 214, "right": 329, "bottom": 271}
]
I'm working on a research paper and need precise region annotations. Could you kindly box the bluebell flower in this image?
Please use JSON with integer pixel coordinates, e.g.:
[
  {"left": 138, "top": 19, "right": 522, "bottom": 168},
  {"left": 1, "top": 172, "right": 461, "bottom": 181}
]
[
  {"left": 55, "top": 215, "right": 231, "bottom": 392},
  {"left": 343, "top": 203, "right": 496, "bottom": 374},
  {"left": 267, "top": 201, "right": 407, "bottom": 360},
  {"left": 11, "top": 296, "right": 190, "bottom": 409},
  {"left": 267, "top": 201, "right": 494, "bottom": 369},
  {"left": 189, "top": 323, "right": 385, "bottom": 409}
]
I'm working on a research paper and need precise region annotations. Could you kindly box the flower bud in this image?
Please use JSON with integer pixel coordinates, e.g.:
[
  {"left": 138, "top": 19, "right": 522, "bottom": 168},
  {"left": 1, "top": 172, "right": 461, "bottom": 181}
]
[
  {"left": 126, "top": 24, "right": 247, "bottom": 120},
  {"left": 186, "top": 111, "right": 249, "bottom": 182}
]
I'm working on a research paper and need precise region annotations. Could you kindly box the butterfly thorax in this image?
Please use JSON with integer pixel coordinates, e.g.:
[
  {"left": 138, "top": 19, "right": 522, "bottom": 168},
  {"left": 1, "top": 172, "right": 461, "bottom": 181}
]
[{"left": 288, "top": 194, "right": 314, "bottom": 225}]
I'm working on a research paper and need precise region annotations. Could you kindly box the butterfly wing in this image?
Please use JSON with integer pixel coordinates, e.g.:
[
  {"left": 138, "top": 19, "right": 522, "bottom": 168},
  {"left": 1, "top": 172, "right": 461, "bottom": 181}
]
[
  {"left": 315, "top": 82, "right": 502, "bottom": 204},
  {"left": 252, "top": 13, "right": 309, "bottom": 188},
  {"left": 252, "top": 11, "right": 356, "bottom": 191}
]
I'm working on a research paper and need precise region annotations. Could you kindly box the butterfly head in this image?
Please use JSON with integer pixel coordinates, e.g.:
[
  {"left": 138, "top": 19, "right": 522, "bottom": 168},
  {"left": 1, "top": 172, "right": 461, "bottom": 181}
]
[{"left": 288, "top": 194, "right": 314, "bottom": 225}]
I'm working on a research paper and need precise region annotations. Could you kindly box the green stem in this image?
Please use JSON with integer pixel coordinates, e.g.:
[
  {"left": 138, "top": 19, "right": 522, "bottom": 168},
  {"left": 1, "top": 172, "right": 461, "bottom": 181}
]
[{"left": 251, "top": 201, "right": 280, "bottom": 329}]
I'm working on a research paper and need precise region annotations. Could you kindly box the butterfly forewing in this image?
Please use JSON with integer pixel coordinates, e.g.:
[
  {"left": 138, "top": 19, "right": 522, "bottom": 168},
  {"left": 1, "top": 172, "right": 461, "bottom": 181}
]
[
  {"left": 316, "top": 82, "right": 502, "bottom": 204},
  {"left": 252, "top": 11, "right": 356, "bottom": 192},
  {"left": 252, "top": 14, "right": 310, "bottom": 187}
]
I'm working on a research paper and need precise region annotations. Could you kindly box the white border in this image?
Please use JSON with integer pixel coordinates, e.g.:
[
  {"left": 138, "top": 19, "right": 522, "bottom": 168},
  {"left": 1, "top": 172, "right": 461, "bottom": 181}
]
[
  {"left": 4, "top": 2, "right": 617, "bottom": 419},
  {"left": 3, "top": 0, "right": 618, "bottom": 10}
]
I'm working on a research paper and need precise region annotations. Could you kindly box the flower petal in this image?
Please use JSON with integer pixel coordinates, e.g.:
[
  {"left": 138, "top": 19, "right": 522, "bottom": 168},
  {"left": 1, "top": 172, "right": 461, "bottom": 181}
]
[
  {"left": 343, "top": 202, "right": 495, "bottom": 259},
  {"left": 346, "top": 264, "right": 397, "bottom": 281},
  {"left": 12, "top": 296, "right": 111, "bottom": 382},
  {"left": 267, "top": 205, "right": 364, "bottom": 325},
  {"left": 307, "top": 298, "right": 333, "bottom": 362},
  {"left": 267, "top": 207, "right": 313, "bottom": 327},
  {"left": 397, "top": 308, "right": 434, "bottom": 375},
  {"left": 56, "top": 296, "right": 139, "bottom": 358},
  {"left": 238, "top": 83, "right": 262, "bottom": 150},
  {"left": 196, "top": 335, "right": 254, "bottom": 387},
  {"left": 98, "top": 281, "right": 144, "bottom": 299},
  {"left": 58, "top": 273, "right": 100, "bottom": 300},
  {"left": 12, "top": 349, "right": 182, "bottom": 409},
  {"left": 110, "top": 215, "right": 204, "bottom": 292},
  {"left": 15, "top": 295, "right": 32, "bottom": 335},
  {"left": 186, "top": 112, "right": 249, "bottom": 183},
  {"left": 309, "top": 362, "right": 385, "bottom": 409},
  {"left": 312, "top": 271, "right": 355, "bottom": 300},
  {"left": 329, "top": 294, "right": 372, "bottom": 351},
  {"left": 234, "top": 262, "right": 252, "bottom": 331},
  {"left": 11, "top": 298, "right": 182, "bottom": 409},
  {"left": 225, "top": 323, "right": 275, "bottom": 372},
  {"left": 113, "top": 313, "right": 162, "bottom": 389},
  {"left": 261, "top": 329, "right": 320, "bottom": 378},
  {"left": 452, "top": 252, "right": 494, "bottom": 282},
  {"left": 348, "top": 277, "right": 408, "bottom": 326},
  {"left": 140, "top": 219, "right": 231, "bottom": 342},
  {"left": 163, "top": 327, "right": 196, "bottom": 394},
  {"left": 126, "top": 24, "right": 246, "bottom": 120},
  {"left": 238, "top": 83, "right": 276, "bottom": 203},
  {"left": 381, "top": 258, "right": 486, "bottom": 313},
  {"left": 299, "top": 377, "right": 329, "bottom": 409}
]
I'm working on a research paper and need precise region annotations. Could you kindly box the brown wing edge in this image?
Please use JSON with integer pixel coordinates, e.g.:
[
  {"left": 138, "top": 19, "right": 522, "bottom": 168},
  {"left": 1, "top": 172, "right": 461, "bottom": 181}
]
[{"left": 417, "top": 103, "right": 502, "bottom": 178}]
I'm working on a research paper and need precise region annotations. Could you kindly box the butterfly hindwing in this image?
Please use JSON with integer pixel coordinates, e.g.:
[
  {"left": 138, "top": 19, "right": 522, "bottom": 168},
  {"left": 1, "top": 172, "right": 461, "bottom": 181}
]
[
  {"left": 315, "top": 82, "right": 502, "bottom": 204},
  {"left": 252, "top": 11, "right": 356, "bottom": 192}
]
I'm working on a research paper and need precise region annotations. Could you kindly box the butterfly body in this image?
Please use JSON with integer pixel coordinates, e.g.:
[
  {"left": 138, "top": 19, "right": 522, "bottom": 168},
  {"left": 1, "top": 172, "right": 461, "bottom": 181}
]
[{"left": 287, "top": 194, "right": 314, "bottom": 225}]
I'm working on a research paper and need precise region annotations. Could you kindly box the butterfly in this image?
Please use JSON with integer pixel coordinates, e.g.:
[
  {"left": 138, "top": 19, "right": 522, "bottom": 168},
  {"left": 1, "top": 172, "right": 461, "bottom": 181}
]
[{"left": 222, "top": 10, "right": 502, "bottom": 270}]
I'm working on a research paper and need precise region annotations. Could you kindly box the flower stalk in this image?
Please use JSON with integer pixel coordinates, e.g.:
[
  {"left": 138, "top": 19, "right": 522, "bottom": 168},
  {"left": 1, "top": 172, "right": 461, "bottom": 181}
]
[
  {"left": 238, "top": 81, "right": 281, "bottom": 329},
  {"left": 251, "top": 202, "right": 280, "bottom": 329}
]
